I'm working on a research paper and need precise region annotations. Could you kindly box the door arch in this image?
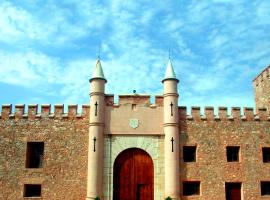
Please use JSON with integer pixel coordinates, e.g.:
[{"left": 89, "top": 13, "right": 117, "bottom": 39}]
[{"left": 113, "top": 148, "right": 154, "bottom": 200}]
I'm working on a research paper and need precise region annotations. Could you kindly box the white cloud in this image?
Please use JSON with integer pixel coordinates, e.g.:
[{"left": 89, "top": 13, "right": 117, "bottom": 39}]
[
  {"left": 0, "top": 1, "right": 39, "bottom": 41},
  {"left": 0, "top": 0, "right": 269, "bottom": 109},
  {"left": 0, "top": 51, "right": 60, "bottom": 87},
  {"left": 0, "top": 0, "right": 109, "bottom": 46}
]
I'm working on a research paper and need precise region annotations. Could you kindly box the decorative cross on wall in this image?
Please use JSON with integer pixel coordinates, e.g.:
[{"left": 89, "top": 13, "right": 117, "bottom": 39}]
[
  {"left": 171, "top": 137, "right": 174, "bottom": 152},
  {"left": 93, "top": 137, "right": 97, "bottom": 152},
  {"left": 94, "top": 102, "right": 98, "bottom": 116},
  {"left": 170, "top": 102, "right": 173, "bottom": 116}
]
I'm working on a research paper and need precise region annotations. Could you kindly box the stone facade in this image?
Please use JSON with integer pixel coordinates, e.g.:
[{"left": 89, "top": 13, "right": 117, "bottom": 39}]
[
  {"left": 0, "top": 62, "right": 270, "bottom": 200},
  {"left": 0, "top": 104, "right": 89, "bottom": 200},
  {"left": 179, "top": 106, "right": 270, "bottom": 200},
  {"left": 103, "top": 135, "right": 164, "bottom": 200},
  {"left": 253, "top": 64, "right": 270, "bottom": 112}
]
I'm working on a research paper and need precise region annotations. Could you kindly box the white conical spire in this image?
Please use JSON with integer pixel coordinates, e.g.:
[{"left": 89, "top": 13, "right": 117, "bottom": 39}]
[
  {"left": 90, "top": 59, "right": 107, "bottom": 82},
  {"left": 162, "top": 59, "right": 179, "bottom": 83}
]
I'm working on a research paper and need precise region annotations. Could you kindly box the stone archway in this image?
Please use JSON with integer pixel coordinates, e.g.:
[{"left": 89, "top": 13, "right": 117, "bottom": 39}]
[
  {"left": 103, "top": 135, "right": 164, "bottom": 200},
  {"left": 113, "top": 148, "right": 154, "bottom": 200}
]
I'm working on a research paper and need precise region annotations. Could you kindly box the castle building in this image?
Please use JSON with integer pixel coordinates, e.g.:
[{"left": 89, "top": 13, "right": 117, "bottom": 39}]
[{"left": 0, "top": 60, "right": 270, "bottom": 200}]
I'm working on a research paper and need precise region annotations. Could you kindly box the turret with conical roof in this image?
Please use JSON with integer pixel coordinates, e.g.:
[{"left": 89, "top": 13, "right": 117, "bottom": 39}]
[
  {"left": 86, "top": 59, "right": 106, "bottom": 199},
  {"left": 90, "top": 59, "right": 107, "bottom": 83},
  {"left": 162, "top": 59, "right": 179, "bottom": 83},
  {"left": 162, "top": 59, "right": 180, "bottom": 199}
]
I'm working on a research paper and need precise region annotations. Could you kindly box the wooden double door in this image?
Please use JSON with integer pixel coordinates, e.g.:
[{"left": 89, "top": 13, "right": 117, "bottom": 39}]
[{"left": 113, "top": 148, "right": 154, "bottom": 200}]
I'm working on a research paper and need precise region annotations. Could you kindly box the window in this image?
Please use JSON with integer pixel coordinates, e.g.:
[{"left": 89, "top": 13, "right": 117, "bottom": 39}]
[
  {"left": 261, "top": 182, "right": 270, "bottom": 196},
  {"left": 183, "top": 181, "right": 200, "bottom": 196},
  {"left": 183, "top": 146, "right": 196, "bottom": 162},
  {"left": 24, "top": 184, "right": 41, "bottom": 197},
  {"left": 226, "top": 146, "right": 240, "bottom": 162},
  {"left": 262, "top": 147, "right": 270, "bottom": 163},
  {"left": 131, "top": 104, "right": 137, "bottom": 111},
  {"left": 225, "top": 183, "right": 241, "bottom": 200},
  {"left": 25, "top": 142, "right": 44, "bottom": 168}
]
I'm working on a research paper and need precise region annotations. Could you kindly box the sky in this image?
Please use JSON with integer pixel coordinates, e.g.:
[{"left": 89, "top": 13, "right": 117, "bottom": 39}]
[{"left": 0, "top": 0, "right": 269, "bottom": 113}]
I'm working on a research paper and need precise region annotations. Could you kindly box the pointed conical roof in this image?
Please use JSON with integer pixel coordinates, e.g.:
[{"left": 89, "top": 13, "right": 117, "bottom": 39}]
[
  {"left": 162, "top": 59, "right": 179, "bottom": 83},
  {"left": 90, "top": 59, "right": 107, "bottom": 82}
]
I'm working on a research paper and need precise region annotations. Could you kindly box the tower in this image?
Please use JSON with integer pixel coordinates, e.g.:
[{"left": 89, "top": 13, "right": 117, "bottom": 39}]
[
  {"left": 162, "top": 59, "right": 180, "bottom": 199},
  {"left": 86, "top": 59, "right": 107, "bottom": 199},
  {"left": 253, "top": 64, "right": 270, "bottom": 113}
]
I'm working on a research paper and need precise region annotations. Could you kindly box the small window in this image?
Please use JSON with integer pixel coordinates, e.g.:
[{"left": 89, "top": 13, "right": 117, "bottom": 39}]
[
  {"left": 226, "top": 146, "right": 240, "bottom": 162},
  {"left": 261, "top": 182, "right": 270, "bottom": 196},
  {"left": 25, "top": 142, "right": 44, "bottom": 168},
  {"left": 225, "top": 182, "right": 241, "bottom": 200},
  {"left": 24, "top": 184, "right": 41, "bottom": 197},
  {"left": 131, "top": 104, "right": 137, "bottom": 111},
  {"left": 183, "top": 181, "right": 200, "bottom": 196},
  {"left": 262, "top": 147, "right": 270, "bottom": 163},
  {"left": 183, "top": 146, "right": 196, "bottom": 162}
]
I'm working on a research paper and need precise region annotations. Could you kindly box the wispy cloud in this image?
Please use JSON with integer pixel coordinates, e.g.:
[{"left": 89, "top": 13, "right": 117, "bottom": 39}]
[{"left": 0, "top": 0, "right": 269, "bottom": 108}]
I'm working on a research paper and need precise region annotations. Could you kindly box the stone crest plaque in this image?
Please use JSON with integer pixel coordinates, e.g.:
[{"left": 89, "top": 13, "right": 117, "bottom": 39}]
[{"left": 129, "top": 119, "right": 139, "bottom": 129}]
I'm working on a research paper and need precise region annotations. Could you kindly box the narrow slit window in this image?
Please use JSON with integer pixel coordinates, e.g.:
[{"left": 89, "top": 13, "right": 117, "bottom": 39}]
[
  {"left": 226, "top": 146, "right": 240, "bottom": 162},
  {"left": 262, "top": 147, "right": 270, "bottom": 163},
  {"left": 261, "top": 182, "right": 270, "bottom": 196},
  {"left": 25, "top": 142, "right": 44, "bottom": 168},
  {"left": 183, "top": 146, "right": 196, "bottom": 162},
  {"left": 24, "top": 184, "right": 41, "bottom": 197},
  {"left": 183, "top": 181, "right": 200, "bottom": 196}
]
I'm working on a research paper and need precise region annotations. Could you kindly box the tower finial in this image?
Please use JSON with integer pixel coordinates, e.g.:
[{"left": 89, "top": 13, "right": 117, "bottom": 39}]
[
  {"left": 169, "top": 48, "right": 171, "bottom": 60},
  {"left": 98, "top": 44, "right": 101, "bottom": 60}
]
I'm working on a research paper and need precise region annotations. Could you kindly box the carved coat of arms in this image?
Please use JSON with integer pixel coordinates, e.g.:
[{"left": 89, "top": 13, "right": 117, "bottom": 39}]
[{"left": 129, "top": 119, "right": 139, "bottom": 129}]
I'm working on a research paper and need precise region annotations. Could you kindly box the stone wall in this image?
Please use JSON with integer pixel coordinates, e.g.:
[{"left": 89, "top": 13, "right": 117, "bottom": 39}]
[
  {"left": 253, "top": 65, "right": 270, "bottom": 112},
  {"left": 179, "top": 106, "right": 270, "bottom": 200},
  {"left": 0, "top": 105, "right": 89, "bottom": 200},
  {"left": 103, "top": 135, "right": 164, "bottom": 200},
  {"left": 1, "top": 102, "right": 270, "bottom": 200}
]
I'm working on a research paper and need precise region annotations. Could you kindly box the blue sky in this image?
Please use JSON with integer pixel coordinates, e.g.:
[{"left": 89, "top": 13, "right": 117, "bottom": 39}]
[{"left": 0, "top": 0, "right": 269, "bottom": 111}]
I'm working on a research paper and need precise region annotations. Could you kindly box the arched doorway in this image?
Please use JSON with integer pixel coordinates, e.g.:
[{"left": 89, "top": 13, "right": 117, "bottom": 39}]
[{"left": 113, "top": 148, "right": 154, "bottom": 200}]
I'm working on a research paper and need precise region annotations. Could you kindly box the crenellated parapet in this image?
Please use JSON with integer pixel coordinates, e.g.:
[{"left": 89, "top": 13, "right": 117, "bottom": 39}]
[
  {"left": 0, "top": 102, "right": 270, "bottom": 121},
  {"left": 2, "top": 103, "right": 270, "bottom": 121},
  {"left": 104, "top": 94, "right": 164, "bottom": 107},
  {"left": 178, "top": 106, "right": 270, "bottom": 121},
  {"left": 1, "top": 102, "right": 270, "bottom": 121},
  {"left": 0, "top": 104, "right": 90, "bottom": 119}
]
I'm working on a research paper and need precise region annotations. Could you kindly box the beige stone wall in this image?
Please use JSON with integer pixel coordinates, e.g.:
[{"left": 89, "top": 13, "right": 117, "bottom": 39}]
[
  {"left": 253, "top": 65, "right": 270, "bottom": 112},
  {"left": 104, "top": 95, "right": 163, "bottom": 135},
  {"left": 102, "top": 135, "right": 165, "bottom": 200},
  {"left": 102, "top": 95, "right": 165, "bottom": 199}
]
